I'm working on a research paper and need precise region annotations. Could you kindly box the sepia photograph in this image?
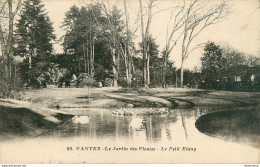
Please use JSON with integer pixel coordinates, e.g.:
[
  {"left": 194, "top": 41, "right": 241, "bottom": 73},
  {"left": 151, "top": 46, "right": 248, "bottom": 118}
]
[{"left": 0, "top": 0, "right": 259, "bottom": 164}]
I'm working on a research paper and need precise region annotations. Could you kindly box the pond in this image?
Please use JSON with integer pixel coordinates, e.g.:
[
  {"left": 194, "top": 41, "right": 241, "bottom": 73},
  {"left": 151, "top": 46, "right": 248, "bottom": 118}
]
[
  {"left": 0, "top": 107, "right": 259, "bottom": 163},
  {"left": 42, "top": 108, "right": 209, "bottom": 143}
]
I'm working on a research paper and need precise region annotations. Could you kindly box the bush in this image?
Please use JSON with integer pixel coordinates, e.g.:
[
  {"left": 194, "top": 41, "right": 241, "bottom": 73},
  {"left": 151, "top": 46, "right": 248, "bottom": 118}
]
[
  {"left": 118, "top": 78, "right": 127, "bottom": 88},
  {"left": 77, "top": 77, "right": 98, "bottom": 88},
  {"left": 131, "top": 79, "right": 142, "bottom": 88},
  {"left": 104, "top": 78, "right": 113, "bottom": 87}
]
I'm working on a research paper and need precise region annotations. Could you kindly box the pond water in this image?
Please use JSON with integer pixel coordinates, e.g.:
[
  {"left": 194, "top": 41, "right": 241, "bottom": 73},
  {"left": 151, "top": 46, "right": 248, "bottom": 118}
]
[
  {"left": 43, "top": 108, "right": 209, "bottom": 143},
  {"left": 1, "top": 107, "right": 259, "bottom": 164}
]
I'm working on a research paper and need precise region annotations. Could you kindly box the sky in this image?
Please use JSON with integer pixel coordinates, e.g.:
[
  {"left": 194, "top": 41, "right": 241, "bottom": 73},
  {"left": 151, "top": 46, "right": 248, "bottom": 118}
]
[{"left": 43, "top": 0, "right": 260, "bottom": 70}]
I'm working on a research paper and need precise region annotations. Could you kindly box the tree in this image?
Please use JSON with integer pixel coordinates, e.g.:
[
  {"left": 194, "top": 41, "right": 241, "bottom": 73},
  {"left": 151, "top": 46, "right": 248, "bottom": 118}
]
[
  {"left": 139, "top": 35, "right": 160, "bottom": 86},
  {"left": 246, "top": 55, "right": 260, "bottom": 67},
  {"left": 162, "top": 2, "right": 186, "bottom": 87},
  {"left": 122, "top": 0, "right": 135, "bottom": 86},
  {"left": 139, "top": 0, "right": 157, "bottom": 87},
  {"left": 221, "top": 46, "right": 259, "bottom": 89},
  {"left": 0, "top": 0, "right": 22, "bottom": 97},
  {"left": 63, "top": 2, "right": 129, "bottom": 87},
  {"left": 89, "top": 1, "right": 127, "bottom": 87},
  {"left": 15, "top": 0, "right": 55, "bottom": 85},
  {"left": 201, "top": 42, "right": 223, "bottom": 89},
  {"left": 179, "top": 0, "right": 231, "bottom": 87},
  {"left": 62, "top": 5, "right": 104, "bottom": 76}
]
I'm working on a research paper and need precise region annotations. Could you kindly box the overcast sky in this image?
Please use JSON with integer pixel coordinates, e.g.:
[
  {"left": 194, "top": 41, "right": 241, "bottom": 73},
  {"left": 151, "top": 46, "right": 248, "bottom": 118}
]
[{"left": 43, "top": 0, "right": 260, "bottom": 70}]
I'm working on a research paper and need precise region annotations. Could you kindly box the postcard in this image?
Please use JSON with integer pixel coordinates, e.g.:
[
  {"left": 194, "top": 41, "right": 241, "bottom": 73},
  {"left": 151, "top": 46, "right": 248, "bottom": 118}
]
[{"left": 0, "top": 0, "right": 259, "bottom": 164}]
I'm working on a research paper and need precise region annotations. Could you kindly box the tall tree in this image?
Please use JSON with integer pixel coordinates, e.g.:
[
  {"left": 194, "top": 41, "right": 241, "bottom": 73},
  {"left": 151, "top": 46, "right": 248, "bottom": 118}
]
[
  {"left": 62, "top": 5, "right": 104, "bottom": 76},
  {"left": 90, "top": 1, "right": 126, "bottom": 87},
  {"left": 0, "top": 0, "right": 21, "bottom": 97},
  {"left": 162, "top": 2, "right": 186, "bottom": 87},
  {"left": 123, "top": 0, "right": 135, "bottom": 86},
  {"left": 139, "top": 35, "right": 159, "bottom": 86},
  {"left": 179, "top": 0, "right": 231, "bottom": 87},
  {"left": 15, "top": 0, "right": 55, "bottom": 70},
  {"left": 201, "top": 42, "right": 223, "bottom": 89},
  {"left": 139, "top": 0, "right": 156, "bottom": 87}
]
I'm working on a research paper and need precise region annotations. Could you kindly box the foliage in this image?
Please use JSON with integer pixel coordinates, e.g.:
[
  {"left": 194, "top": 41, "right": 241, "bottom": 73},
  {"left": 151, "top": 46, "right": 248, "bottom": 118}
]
[
  {"left": 104, "top": 78, "right": 113, "bottom": 87},
  {"left": 176, "top": 69, "right": 201, "bottom": 88},
  {"left": 139, "top": 35, "right": 160, "bottom": 86},
  {"left": 201, "top": 41, "right": 260, "bottom": 90},
  {"left": 14, "top": 0, "right": 55, "bottom": 87},
  {"left": 0, "top": 0, "right": 22, "bottom": 97},
  {"left": 80, "top": 77, "right": 98, "bottom": 88},
  {"left": 15, "top": 0, "right": 55, "bottom": 59},
  {"left": 62, "top": 4, "right": 126, "bottom": 86},
  {"left": 201, "top": 42, "right": 224, "bottom": 89}
]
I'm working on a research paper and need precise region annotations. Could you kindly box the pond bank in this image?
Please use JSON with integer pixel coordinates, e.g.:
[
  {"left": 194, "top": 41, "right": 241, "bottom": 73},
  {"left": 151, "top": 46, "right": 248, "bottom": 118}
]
[
  {"left": 0, "top": 99, "right": 73, "bottom": 140},
  {"left": 195, "top": 106, "right": 260, "bottom": 147}
]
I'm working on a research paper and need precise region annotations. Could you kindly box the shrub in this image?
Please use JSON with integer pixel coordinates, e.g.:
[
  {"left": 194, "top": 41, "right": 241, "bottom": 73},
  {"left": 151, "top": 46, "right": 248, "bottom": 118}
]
[
  {"left": 104, "top": 78, "right": 113, "bottom": 87},
  {"left": 118, "top": 78, "right": 127, "bottom": 88},
  {"left": 77, "top": 76, "right": 98, "bottom": 88}
]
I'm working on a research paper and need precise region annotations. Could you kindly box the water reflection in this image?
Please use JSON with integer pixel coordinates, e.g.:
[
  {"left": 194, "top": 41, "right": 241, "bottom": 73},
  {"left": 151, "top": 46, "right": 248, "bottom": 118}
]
[
  {"left": 43, "top": 108, "right": 210, "bottom": 143},
  {"left": 1, "top": 107, "right": 258, "bottom": 164}
]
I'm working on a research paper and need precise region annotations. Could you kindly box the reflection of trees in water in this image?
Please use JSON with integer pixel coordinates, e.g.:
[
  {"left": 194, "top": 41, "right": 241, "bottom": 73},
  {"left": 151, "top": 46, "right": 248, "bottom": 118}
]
[
  {"left": 145, "top": 115, "right": 178, "bottom": 142},
  {"left": 177, "top": 108, "right": 208, "bottom": 119},
  {"left": 163, "top": 115, "right": 178, "bottom": 141},
  {"left": 181, "top": 112, "right": 188, "bottom": 139},
  {"left": 145, "top": 116, "right": 155, "bottom": 141},
  {"left": 53, "top": 108, "right": 206, "bottom": 141},
  {"left": 115, "top": 117, "right": 119, "bottom": 138},
  {"left": 72, "top": 124, "right": 82, "bottom": 136},
  {"left": 174, "top": 107, "right": 209, "bottom": 140},
  {"left": 89, "top": 114, "right": 97, "bottom": 138},
  {"left": 115, "top": 116, "right": 131, "bottom": 139},
  {"left": 163, "top": 117, "right": 172, "bottom": 141},
  {"left": 187, "top": 107, "right": 210, "bottom": 120},
  {"left": 62, "top": 112, "right": 133, "bottom": 139},
  {"left": 55, "top": 120, "right": 89, "bottom": 137},
  {"left": 95, "top": 114, "right": 116, "bottom": 137}
]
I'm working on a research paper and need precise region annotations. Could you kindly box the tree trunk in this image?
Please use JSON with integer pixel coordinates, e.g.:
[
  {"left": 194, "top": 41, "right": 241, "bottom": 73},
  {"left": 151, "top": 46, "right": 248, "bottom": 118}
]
[
  {"left": 180, "top": 28, "right": 187, "bottom": 88},
  {"left": 175, "top": 72, "right": 178, "bottom": 88},
  {"left": 127, "top": 59, "right": 132, "bottom": 86},
  {"left": 91, "top": 37, "right": 95, "bottom": 76},
  {"left": 78, "top": 58, "right": 81, "bottom": 73},
  {"left": 180, "top": 63, "right": 184, "bottom": 88},
  {"left": 143, "top": 51, "right": 147, "bottom": 87},
  {"left": 83, "top": 44, "right": 87, "bottom": 73},
  {"left": 87, "top": 40, "right": 90, "bottom": 75},
  {"left": 0, "top": 0, "right": 17, "bottom": 97},
  {"left": 127, "top": 53, "right": 132, "bottom": 85},
  {"left": 153, "top": 66, "right": 156, "bottom": 85},
  {"left": 146, "top": 49, "right": 150, "bottom": 86},
  {"left": 123, "top": 0, "right": 132, "bottom": 87},
  {"left": 162, "top": 52, "right": 167, "bottom": 88},
  {"left": 139, "top": 0, "right": 148, "bottom": 87},
  {"left": 89, "top": 34, "right": 93, "bottom": 76},
  {"left": 14, "top": 64, "right": 16, "bottom": 91},
  {"left": 111, "top": 47, "right": 118, "bottom": 87},
  {"left": 124, "top": 49, "right": 130, "bottom": 86},
  {"left": 3, "top": 55, "right": 10, "bottom": 96}
]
